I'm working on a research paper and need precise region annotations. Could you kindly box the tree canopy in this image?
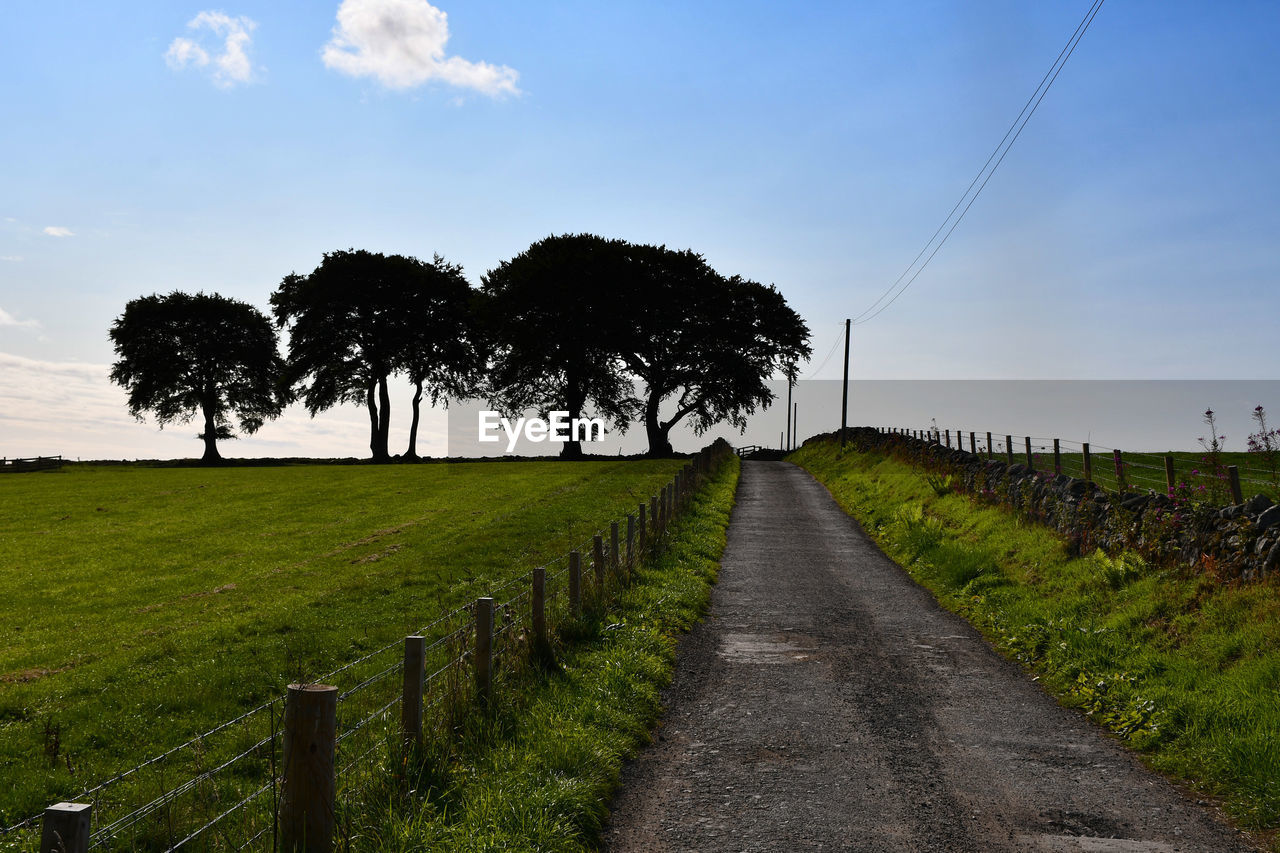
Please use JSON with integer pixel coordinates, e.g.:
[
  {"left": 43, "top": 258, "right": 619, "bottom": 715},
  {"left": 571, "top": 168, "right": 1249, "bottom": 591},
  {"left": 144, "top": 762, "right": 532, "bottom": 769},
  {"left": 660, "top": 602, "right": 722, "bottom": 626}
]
[
  {"left": 270, "top": 249, "right": 479, "bottom": 461},
  {"left": 108, "top": 291, "right": 287, "bottom": 463},
  {"left": 613, "top": 244, "right": 811, "bottom": 455},
  {"left": 480, "top": 234, "right": 637, "bottom": 459}
]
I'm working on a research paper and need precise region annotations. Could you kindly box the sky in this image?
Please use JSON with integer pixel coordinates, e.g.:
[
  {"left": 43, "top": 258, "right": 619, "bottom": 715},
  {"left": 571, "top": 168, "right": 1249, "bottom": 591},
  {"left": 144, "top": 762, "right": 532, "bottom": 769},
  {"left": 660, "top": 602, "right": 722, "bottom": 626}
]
[{"left": 2, "top": 0, "right": 1278, "bottom": 460}]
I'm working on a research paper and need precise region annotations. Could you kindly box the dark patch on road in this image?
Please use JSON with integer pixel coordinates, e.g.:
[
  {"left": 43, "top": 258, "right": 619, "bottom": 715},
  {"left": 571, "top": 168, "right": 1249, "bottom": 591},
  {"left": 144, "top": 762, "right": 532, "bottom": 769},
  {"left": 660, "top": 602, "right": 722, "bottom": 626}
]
[{"left": 603, "top": 461, "right": 1258, "bottom": 853}]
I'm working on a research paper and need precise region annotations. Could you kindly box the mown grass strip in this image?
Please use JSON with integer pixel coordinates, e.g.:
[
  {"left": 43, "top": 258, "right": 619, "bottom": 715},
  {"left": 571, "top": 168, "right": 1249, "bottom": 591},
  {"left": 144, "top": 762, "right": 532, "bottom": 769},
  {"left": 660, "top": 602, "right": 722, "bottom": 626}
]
[
  {"left": 791, "top": 439, "right": 1280, "bottom": 845},
  {"left": 346, "top": 455, "right": 739, "bottom": 852}
]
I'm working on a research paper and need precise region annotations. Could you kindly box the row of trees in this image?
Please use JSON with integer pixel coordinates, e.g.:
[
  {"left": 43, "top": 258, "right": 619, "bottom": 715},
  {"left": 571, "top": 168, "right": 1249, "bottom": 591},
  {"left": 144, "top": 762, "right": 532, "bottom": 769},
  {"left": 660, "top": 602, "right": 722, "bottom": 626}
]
[{"left": 109, "top": 234, "right": 811, "bottom": 463}]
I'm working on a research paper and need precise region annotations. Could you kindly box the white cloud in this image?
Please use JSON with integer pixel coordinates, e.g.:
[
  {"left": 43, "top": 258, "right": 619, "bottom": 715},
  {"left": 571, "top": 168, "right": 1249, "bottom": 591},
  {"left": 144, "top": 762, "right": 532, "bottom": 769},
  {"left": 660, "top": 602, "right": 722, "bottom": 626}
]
[
  {"left": 42, "top": 226, "right": 73, "bottom": 237},
  {"left": 0, "top": 308, "right": 40, "bottom": 329},
  {"left": 322, "top": 0, "right": 520, "bottom": 96},
  {"left": 0, "top": 256, "right": 21, "bottom": 262},
  {"left": 166, "top": 11, "right": 258, "bottom": 88}
]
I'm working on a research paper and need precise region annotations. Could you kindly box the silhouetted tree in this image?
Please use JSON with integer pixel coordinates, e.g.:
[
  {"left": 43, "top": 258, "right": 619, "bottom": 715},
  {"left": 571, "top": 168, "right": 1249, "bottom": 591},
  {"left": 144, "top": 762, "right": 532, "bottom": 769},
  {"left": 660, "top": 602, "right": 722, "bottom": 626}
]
[
  {"left": 481, "top": 234, "right": 635, "bottom": 459},
  {"left": 615, "top": 244, "right": 811, "bottom": 456},
  {"left": 109, "top": 291, "right": 287, "bottom": 464},
  {"left": 271, "top": 249, "right": 475, "bottom": 462},
  {"left": 399, "top": 254, "right": 484, "bottom": 459}
]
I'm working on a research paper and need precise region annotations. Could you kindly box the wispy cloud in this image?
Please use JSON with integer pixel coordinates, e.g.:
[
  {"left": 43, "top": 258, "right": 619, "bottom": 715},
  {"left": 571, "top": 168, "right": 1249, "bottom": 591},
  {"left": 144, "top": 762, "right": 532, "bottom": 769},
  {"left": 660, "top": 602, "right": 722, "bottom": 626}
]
[
  {"left": 42, "top": 226, "right": 73, "bottom": 237},
  {"left": 0, "top": 308, "right": 40, "bottom": 329},
  {"left": 166, "top": 11, "right": 258, "bottom": 88},
  {"left": 0, "top": 256, "right": 21, "bottom": 262},
  {"left": 322, "top": 0, "right": 520, "bottom": 96}
]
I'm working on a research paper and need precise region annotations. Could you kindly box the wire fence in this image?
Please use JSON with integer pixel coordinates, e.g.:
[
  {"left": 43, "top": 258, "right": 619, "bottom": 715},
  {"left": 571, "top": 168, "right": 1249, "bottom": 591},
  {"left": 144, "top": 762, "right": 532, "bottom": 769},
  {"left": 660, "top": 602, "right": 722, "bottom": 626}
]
[
  {"left": 1, "top": 442, "right": 733, "bottom": 853},
  {"left": 880, "top": 427, "right": 1280, "bottom": 504}
]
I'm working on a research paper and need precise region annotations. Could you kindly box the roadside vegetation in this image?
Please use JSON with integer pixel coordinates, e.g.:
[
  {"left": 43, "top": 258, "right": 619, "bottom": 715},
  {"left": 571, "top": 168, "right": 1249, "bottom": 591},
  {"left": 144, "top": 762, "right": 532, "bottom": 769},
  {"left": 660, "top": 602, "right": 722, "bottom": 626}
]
[
  {"left": 792, "top": 439, "right": 1280, "bottom": 841},
  {"left": 350, "top": 454, "right": 739, "bottom": 851},
  {"left": 0, "top": 459, "right": 684, "bottom": 824}
]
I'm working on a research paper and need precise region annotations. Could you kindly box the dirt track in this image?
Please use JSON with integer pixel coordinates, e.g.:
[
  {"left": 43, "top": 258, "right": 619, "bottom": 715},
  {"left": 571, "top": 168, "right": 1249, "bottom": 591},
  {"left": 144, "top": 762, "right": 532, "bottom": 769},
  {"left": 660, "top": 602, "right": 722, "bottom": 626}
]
[{"left": 602, "top": 461, "right": 1258, "bottom": 853}]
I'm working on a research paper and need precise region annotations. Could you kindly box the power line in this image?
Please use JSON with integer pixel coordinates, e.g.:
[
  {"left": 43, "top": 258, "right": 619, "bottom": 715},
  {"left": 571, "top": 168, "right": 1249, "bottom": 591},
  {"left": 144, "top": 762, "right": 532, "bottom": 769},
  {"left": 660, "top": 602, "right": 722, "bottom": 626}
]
[{"left": 851, "top": 0, "right": 1106, "bottom": 327}]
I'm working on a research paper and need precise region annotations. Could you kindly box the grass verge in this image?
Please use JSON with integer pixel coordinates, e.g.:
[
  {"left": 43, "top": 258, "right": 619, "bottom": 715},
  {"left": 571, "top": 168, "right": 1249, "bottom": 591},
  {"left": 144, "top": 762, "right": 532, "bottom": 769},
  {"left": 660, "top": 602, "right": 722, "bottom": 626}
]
[
  {"left": 791, "top": 439, "right": 1280, "bottom": 845},
  {"left": 348, "top": 455, "right": 739, "bottom": 852}
]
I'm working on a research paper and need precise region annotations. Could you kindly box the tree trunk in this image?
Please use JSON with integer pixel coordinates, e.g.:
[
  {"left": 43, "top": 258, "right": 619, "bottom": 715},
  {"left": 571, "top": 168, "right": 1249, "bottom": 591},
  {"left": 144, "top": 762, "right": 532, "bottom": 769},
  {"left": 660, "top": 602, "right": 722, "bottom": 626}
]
[
  {"left": 366, "top": 381, "right": 380, "bottom": 461},
  {"left": 200, "top": 397, "right": 222, "bottom": 465},
  {"left": 377, "top": 375, "right": 392, "bottom": 461},
  {"left": 559, "top": 372, "right": 588, "bottom": 460},
  {"left": 405, "top": 379, "right": 423, "bottom": 460},
  {"left": 644, "top": 391, "right": 673, "bottom": 458}
]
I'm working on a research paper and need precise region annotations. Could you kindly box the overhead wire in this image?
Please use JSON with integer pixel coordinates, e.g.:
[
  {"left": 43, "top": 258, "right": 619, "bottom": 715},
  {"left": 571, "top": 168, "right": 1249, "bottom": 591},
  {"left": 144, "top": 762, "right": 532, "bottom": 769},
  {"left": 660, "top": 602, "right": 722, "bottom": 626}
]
[{"left": 851, "top": 0, "right": 1106, "bottom": 327}]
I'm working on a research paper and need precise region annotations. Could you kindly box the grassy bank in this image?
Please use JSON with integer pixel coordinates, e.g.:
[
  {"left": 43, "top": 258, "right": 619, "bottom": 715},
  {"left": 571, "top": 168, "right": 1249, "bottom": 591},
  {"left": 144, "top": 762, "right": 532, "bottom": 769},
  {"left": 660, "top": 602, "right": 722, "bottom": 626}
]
[
  {"left": 791, "top": 439, "right": 1280, "bottom": 840},
  {"left": 349, "top": 455, "right": 740, "bottom": 851},
  {"left": 0, "top": 460, "right": 682, "bottom": 823}
]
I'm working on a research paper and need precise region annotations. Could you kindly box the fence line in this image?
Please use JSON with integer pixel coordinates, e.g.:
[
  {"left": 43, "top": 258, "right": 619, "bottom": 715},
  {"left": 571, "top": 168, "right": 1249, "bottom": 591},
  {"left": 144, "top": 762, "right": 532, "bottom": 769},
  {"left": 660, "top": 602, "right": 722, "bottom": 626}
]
[
  {"left": 4, "top": 440, "right": 732, "bottom": 853},
  {"left": 877, "top": 426, "right": 1278, "bottom": 505}
]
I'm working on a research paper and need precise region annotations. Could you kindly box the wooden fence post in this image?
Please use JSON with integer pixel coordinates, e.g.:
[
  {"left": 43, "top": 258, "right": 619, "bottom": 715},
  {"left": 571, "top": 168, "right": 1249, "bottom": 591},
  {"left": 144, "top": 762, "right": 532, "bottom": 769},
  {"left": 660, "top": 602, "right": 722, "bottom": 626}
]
[
  {"left": 1164, "top": 455, "right": 1176, "bottom": 495},
  {"left": 1228, "top": 465, "right": 1244, "bottom": 504},
  {"left": 658, "top": 490, "right": 667, "bottom": 533},
  {"left": 986, "top": 432, "right": 993, "bottom": 460},
  {"left": 650, "top": 496, "right": 659, "bottom": 538},
  {"left": 593, "top": 535, "right": 606, "bottom": 592},
  {"left": 1083, "top": 442, "right": 1092, "bottom": 482},
  {"left": 970, "top": 431, "right": 977, "bottom": 455},
  {"left": 1113, "top": 449, "right": 1126, "bottom": 492},
  {"left": 475, "top": 597, "right": 493, "bottom": 706},
  {"left": 281, "top": 684, "right": 337, "bottom": 853},
  {"left": 40, "top": 803, "right": 90, "bottom": 853},
  {"left": 1024, "top": 437, "right": 1034, "bottom": 470},
  {"left": 531, "top": 567, "right": 547, "bottom": 656},
  {"left": 1005, "top": 435, "right": 1014, "bottom": 466},
  {"left": 945, "top": 429, "right": 951, "bottom": 448},
  {"left": 1053, "top": 439, "right": 1062, "bottom": 476},
  {"left": 401, "top": 636, "right": 425, "bottom": 747},
  {"left": 569, "top": 551, "right": 582, "bottom": 616}
]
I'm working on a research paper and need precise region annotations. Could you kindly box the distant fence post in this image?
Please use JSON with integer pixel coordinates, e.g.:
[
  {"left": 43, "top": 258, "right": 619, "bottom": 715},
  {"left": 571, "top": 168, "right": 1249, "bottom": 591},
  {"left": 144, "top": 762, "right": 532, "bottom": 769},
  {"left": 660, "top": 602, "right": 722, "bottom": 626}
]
[
  {"left": 944, "top": 429, "right": 951, "bottom": 448},
  {"left": 475, "top": 597, "right": 493, "bottom": 707},
  {"left": 1113, "top": 449, "right": 1126, "bottom": 492},
  {"left": 1053, "top": 439, "right": 1062, "bottom": 476},
  {"left": 1005, "top": 435, "right": 1014, "bottom": 466},
  {"left": 40, "top": 802, "right": 90, "bottom": 853},
  {"left": 970, "top": 431, "right": 977, "bottom": 455},
  {"left": 1164, "top": 455, "right": 1176, "bottom": 494},
  {"left": 986, "top": 432, "right": 993, "bottom": 460},
  {"left": 281, "top": 683, "right": 337, "bottom": 853},
  {"left": 592, "top": 535, "right": 606, "bottom": 592},
  {"left": 1083, "top": 443, "right": 1093, "bottom": 482},
  {"left": 401, "top": 636, "right": 425, "bottom": 747},
  {"left": 531, "top": 568, "right": 547, "bottom": 657},
  {"left": 1228, "top": 465, "right": 1244, "bottom": 504},
  {"left": 568, "top": 551, "right": 582, "bottom": 616},
  {"left": 1024, "top": 437, "right": 1034, "bottom": 470}
]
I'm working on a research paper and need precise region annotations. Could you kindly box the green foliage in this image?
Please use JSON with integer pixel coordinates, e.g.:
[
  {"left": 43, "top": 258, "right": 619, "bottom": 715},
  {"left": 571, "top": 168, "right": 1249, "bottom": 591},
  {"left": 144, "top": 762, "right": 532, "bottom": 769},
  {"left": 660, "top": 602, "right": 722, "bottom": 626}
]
[
  {"left": 792, "top": 439, "right": 1280, "bottom": 832},
  {"left": 108, "top": 291, "right": 286, "bottom": 462},
  {"left": 0, "top": 459, "right": 683, "bottom": 824}
]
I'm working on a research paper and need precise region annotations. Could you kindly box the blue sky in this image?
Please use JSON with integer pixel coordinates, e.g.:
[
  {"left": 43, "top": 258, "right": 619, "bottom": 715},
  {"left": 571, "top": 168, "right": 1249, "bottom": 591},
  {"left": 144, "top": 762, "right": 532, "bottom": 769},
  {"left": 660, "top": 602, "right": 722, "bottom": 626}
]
[{"left": 1, "top": 1, "right": 1278, "bottom": 458}]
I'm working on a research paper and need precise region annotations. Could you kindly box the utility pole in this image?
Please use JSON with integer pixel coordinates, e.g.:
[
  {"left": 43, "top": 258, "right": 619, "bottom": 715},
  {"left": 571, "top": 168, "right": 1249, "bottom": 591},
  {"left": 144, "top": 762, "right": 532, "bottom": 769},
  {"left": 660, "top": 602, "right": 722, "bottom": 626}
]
[
  {"left": 840, "top": 318, "right": 850, "bottom": 447},
  {"left": 792, "top": 403, "right": 798, "bottom": 451}
]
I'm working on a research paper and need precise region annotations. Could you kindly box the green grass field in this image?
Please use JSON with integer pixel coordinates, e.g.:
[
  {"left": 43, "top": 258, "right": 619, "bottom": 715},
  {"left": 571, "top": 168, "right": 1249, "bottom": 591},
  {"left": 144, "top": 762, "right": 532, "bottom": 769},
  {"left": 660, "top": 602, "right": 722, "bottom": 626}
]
[
  {"left": 0, "top": 459, "right": 683, "bottom": 825},
  {"left": 793, "top": 439, "right": 1280, "bottom": 846}
]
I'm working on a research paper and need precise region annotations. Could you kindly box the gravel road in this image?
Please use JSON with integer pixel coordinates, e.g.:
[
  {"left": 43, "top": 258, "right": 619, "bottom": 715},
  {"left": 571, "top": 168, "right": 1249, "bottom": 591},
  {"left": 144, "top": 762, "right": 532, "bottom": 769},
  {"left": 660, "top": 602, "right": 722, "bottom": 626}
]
[{"left": 602, "top": 461, "right": 1258, "bottom": 853}]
